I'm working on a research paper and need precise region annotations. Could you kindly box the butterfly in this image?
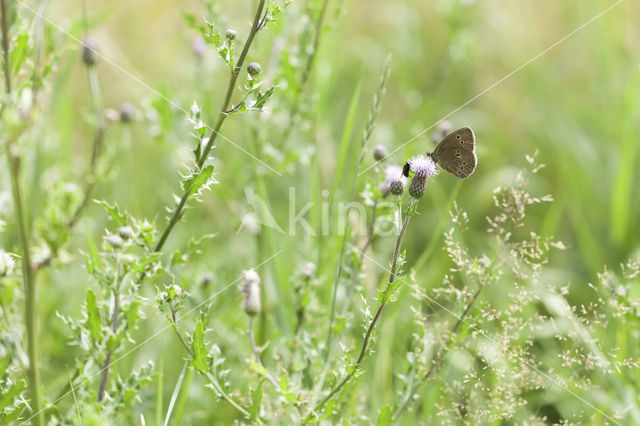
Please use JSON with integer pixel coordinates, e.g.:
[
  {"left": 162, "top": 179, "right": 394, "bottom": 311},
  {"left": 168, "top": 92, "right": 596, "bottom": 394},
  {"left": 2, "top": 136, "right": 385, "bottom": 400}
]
[{"left": 403, "top": 127, "right": 477, "bottom": 179}]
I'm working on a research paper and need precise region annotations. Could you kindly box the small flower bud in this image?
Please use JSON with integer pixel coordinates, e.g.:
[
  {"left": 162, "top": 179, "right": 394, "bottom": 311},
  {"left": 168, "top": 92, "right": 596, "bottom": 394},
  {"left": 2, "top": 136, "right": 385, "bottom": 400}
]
[
  {"left": 120, "top": 102, "right": 136, "bottom": 123},
  {"left": 190, "top": 36, "right": 206, "bottom": 59},
  {"left": 238, "top": 269, "right": 261, "bottom": 316},
  {"left": 225, "top": 29, "right": 237, "bottom": 41},
  {"left": 0, "top": 251, "right": 16, "bottom": 277},
  {"left": 104, "top": 108, "right": 119, "bottom": 123},
  {"left": 389, "top": 179, "right": 404, "bottom": 196},
  {"left": 373, "top": 145, "right": 388, "bottom": 161},
  {"left": 380, "top": 164, "right": 407, "bottom": 198},
  {"left": 118, "top": 226, "right": 134, "bottom": 240},
  {"left": 247, "top": 62, "right": 261, "bottom": 77},
  {"left": 105, "top": 234, "right": 124, "bottom": 248},
  {"left": 82, "top": 37, "right": 98, "bottom": 66}
]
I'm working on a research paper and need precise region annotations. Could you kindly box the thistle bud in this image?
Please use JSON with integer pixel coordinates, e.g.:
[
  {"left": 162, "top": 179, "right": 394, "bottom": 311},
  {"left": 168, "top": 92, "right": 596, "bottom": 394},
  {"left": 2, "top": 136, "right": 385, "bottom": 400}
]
[
  {"left": 225, "top": 29, "right": 237, "bottom": 41},
  {"left": 389, "top": 178, "right": 404, "bottom": 196},
  {"left": 118, "top": 226, "right": 134, "bottom": 240},
  {"left": 380, "top": 164, "right": 407, "bottom": 198},
  {"left": 408, "top": 175, "right": 426, "bottom": 199},
  {"left": 82, "top": 37, "right": 98, "bottom": 66},
  {"left": 247, "top": 62, "right": 262, "bottom": 77},
  {"left": 105, "top": 234, "right": 124, "bottom": 248},
  {"left": 120, "top": 102, "right": 136, "bottom": 123},
  {"left": 373, "top": 145, "right": 388, "bottom": 161},
  {"left": 238, "top": 269, "right": 261, "bottom": 316}
]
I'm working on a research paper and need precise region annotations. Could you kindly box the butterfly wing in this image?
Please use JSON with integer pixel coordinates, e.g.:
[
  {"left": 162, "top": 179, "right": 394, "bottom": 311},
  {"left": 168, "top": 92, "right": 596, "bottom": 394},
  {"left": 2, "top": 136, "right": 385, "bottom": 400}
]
[{"left": 433, "top": 127, "right": 477, "bottom": 179}]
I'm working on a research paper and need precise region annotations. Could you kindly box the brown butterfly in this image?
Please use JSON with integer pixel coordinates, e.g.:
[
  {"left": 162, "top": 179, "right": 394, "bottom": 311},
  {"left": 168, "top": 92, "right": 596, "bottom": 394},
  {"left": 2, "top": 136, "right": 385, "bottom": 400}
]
[{"left": 403, "top": 127, "right": 477, "bottom": 179}]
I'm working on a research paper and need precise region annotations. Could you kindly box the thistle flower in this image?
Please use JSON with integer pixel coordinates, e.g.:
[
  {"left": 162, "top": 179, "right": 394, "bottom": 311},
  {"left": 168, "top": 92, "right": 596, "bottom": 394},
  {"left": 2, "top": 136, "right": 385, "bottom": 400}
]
[
  {"left": 406, "top": 155, "right": 438, "bottom": 199},
  {"left": 239, "top": 269, "right": 261, "bottom": 316},
  {"left": 380, "top": 164, "right": 407, "bottom": 197}
]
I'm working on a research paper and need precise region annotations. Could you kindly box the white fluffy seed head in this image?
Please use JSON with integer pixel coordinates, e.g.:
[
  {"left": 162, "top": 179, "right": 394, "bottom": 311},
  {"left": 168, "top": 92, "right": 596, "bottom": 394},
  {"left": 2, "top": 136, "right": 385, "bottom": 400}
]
[{"left": 239, "top": 269, "right": 261, "bottom": 316}]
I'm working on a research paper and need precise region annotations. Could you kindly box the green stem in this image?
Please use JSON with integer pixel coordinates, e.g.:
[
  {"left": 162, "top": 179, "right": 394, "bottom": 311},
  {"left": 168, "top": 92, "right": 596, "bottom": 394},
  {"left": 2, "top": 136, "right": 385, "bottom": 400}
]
[
  {"left": 154, "top": 0, "right": 266, "bottom": 253},
  {"left": 201, "top": 370, "right": 252, "bottom": 419},
  {"left": 1, "top": 0, "right": 11, "bottom": 93},
  {"left": 249, "top": 317, "right": 281, "bottom": 391},
  {"left": 310, "top": 213, "right": 411, "bottom": 416},
  {"left": 283, "top": 0, "right": 330, "bottom": 138},
  {"left": 97, "top": 286, "right": 120, "bottom": 402},
  {"left": 3, "top": 2, "right": 43, "bottom": 422},
  {"left": 6, "top": 148, "right": 43, "bottom": 425},
  {"left": 167, "top": 300, "right": 251, "bottom": 418}
]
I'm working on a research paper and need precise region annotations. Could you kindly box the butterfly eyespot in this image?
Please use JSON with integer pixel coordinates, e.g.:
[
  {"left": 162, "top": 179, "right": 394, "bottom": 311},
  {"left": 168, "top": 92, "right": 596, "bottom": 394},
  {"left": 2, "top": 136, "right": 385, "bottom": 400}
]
[
  {"left": 456, "top": 135, "right": 461, "bottom": 139},
  {"left": 462, "top": 161, "right": 466, "bottom": 165}
]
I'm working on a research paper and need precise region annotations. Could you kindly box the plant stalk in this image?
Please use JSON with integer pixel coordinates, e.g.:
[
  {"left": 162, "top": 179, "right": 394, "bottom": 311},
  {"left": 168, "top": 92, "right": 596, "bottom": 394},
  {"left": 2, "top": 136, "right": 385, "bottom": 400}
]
[
  {"left": 154, "top": 0, "right": 266, "bottom": 253},
  {"left": 3, "top": 2, "right": 43, "bottom": 422},
  {"left": 311, "top": 213, "right": 411, "bottom": 416}
]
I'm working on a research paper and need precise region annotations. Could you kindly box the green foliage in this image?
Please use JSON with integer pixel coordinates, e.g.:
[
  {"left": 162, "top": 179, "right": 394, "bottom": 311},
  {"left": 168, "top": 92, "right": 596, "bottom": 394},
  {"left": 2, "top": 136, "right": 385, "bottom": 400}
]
[{"left": 1, "top": 0, "right": 639, "bottom": 424}]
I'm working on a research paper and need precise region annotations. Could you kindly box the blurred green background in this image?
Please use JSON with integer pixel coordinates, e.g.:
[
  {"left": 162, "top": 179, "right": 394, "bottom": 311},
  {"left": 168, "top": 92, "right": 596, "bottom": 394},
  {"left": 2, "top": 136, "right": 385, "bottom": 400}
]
[{"left": 4, "top": 0, "right": 640, "bottom": 423}]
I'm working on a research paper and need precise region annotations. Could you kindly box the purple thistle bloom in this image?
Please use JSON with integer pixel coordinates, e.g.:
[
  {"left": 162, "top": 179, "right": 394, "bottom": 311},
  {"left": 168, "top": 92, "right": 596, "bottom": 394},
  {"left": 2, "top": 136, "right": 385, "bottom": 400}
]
[{"left": 407, "top": 155, "right": 438, "bottom": 199}]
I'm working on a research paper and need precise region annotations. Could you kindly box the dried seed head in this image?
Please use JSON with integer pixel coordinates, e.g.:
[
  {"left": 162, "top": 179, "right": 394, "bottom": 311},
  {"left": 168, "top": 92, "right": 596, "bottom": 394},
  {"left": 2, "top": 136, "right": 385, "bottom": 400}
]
[
  {"left": 239, "top": 269, "right": 261, "bottom": 316},
  {"left": 118, "top": 226, "right": 134, "bottom": 240},
  {"left": 247, "top": 62, "right": 262, "bottom": 77},
  {"left": 225, "top": 29, "right": 238, "bottom": 41},
  {"left": 82, "top": 37, "right": 98, "bottom": 66},
  {"left": 373, "top": 145, "right": 388, "bottom": 161}
]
